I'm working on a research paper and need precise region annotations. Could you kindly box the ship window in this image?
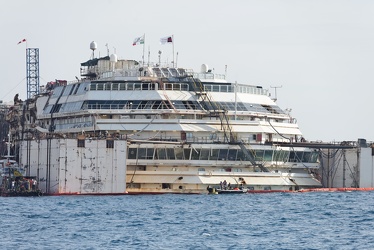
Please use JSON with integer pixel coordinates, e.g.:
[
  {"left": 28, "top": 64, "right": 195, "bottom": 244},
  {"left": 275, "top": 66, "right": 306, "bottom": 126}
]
[
  {"left": 156, "top": 148, "right": 167, "bottom": 160},
  {"left": 128, "top": 148, "right": 137, "bottom": 159},
  {"left": 199, "top": 149, "right": 210, "bottom": 160},
  {"left": 165, "top": 83, "right": 173, "bottom": 90},
  {"left": 228, "top": 149, "right": 237, "bottom": 161},
  {"left": 77, "top": 139, "right": 85, "bottom": 148},
  {"left": 254, "top": 150, "right": 264, "bottom": 161},
  {"left": 134, "top": 83, "right": 142, "bottom": 90},
  {"left": 106, "top": 140, "right": 114, "bottom": 148},
  {"left": 289, "top": 151, "right": 296, "bottom": 162},
  {"left": 302, "top": 152, "right": 311, "bottom": 162},
  {"left": 68, "top": 85, "right": 75, "bottom": 95},
  {"left": 152, "top": 101, "right": 162, "bottom": 109},
  {"left": 183, "top": 148, "right": 191, "bottom": 160},
  {"left": 310, "top": 151, "right": 319, "bottom": 163},
  {"left": 146, "top": 148, "right": 154, "bottom": 160},
  {"left": 210, "top": 149, "right": 219, "bottom": 160},
  {"left": 191, "top": 148, "right": 200, "bottom": 160},
  {"left": 74, "top": 84, "right": 80, "bottom": 94},
  {"left": 236, "top": 150, "right": 244, "bottom": 161},
  {"left": 264, "top": 150, "right": 273, "bottom": 161},
  {"left": 119, "top": 83, "right": 126, "bottom": 90},
  {"left": 218, "top": 149, "right": 228, "bottom": 160},
  {"left": 174, "top": 148, "right": 184, "bottom": 160},
  {"left": 127, "top": 83, "right": 134, "bottom": 90},
  {"left": 138, "top": 148, "right": 146, "bottom": 159},
  {"left": 296, "top": 152, "right": 303, "bottom": 162},
  {"left": 274, "top": 150, "right": 287, "bottom": 162},
  {"left": 112, "top": 83, "right": 119, "bottom": 90},
  {"left": 198, "top": 168, "right": 205, "bottom": 172},
  {"left": 162, "top": 183, "right": 170, "bottom": 189},
  {"left": 144, "top": 101, "right": 154, "bottom": 109},
  {"left": 97, "top": 83, "right": 104, "bottom": 90},
  {"left": 166, "top": 148, "right": 175, "bottom": 160},
  {"left": 90, "top": 83, "right": 97, "bottom": 90}
]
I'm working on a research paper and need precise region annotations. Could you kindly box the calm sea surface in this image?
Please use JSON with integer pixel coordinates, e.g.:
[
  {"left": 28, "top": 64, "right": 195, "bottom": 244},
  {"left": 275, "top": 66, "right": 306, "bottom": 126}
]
[{"left": 1, "top": 191, "right": 374, "bottom": 249}]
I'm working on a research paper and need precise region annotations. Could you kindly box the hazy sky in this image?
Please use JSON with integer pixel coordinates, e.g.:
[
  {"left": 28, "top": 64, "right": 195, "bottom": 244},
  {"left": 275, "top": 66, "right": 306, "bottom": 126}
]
[{"left": 1, "top": 0, "right": 373, "bottom": 142}]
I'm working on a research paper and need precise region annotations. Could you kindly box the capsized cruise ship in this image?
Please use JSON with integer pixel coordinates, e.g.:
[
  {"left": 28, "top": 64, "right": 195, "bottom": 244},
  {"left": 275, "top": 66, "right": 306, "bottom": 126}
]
[{"left": 6, "top": 42, "right": 321, "bottom": 194}]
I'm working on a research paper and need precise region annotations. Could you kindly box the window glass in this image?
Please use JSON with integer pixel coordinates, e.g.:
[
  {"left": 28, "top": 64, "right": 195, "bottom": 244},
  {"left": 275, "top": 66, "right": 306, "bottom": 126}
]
[
  {"left": 167, "top": 148, "right": 175, "bottom": 160},
  {"left": 296, "top": 152, "right": 303, "bottom": 162},
  {"left": 218, "top": 149, "right": 228, "bottom": 160},
  {"left": 97, "top": 83, "right": 104, "bottom": 90},
  {"left": 254, "top": 150, "right": 264, "bottom": 161},
  {"left": 302, "top": 152, "right": 311, "bottom": 162},
  {"left": 156, "top": 148, "right": 167, "bottom": 160},
  {"left": 183, "top": 148, "right": 191, "bottom": 160},
  {"left": 138, "top": 148, "right": 146, "bottom": 159},
  {"left": 146, "top": 148, "right": 154, "bottom": 160},
  {"left": 199, "top": 149, "right": 210, "bottom": 160},
  {"left": 174, "top": 148, "right": 184, "bottom": 160},
  {"left": 264, "top": 150, "right": 273, "bottom": 161},
  {"left": 112, "top": 83, "right": 119, "bottom": 90},
  {"left": 228, "top": 149, "right": 237, "bottom": 161},
  {"left": 191, "top": 148, "right": 200, "bottom": 160},
  {"left": 310, "top": 152, "right": 319, "bottom": 163},
  {"left": 210, "top": 149, "right": 219, "bottom": 160},
  {"left": 128, "top": 148, "right": 137, "bottom": 159}
]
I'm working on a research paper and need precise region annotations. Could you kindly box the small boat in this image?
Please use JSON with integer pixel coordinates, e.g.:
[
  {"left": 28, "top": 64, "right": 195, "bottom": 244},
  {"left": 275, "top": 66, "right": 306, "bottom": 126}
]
[
  {"left": 0, "top": 175, "right": 43, "bottom": 197},
  {"left": 216, "top": 188, "right": 248, "bottom": 194}
]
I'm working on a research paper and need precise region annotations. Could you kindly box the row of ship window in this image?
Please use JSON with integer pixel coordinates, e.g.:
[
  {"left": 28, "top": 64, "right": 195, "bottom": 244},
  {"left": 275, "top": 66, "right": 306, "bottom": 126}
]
[
  {"left": 88, "top": 82, "right": 267, "bottom": 96},
  {"left": 82, "top": 100, "right": 284, "bottom": 114},
  {"left": 127, "top": 147, "right": 319, "bottom": 163}
]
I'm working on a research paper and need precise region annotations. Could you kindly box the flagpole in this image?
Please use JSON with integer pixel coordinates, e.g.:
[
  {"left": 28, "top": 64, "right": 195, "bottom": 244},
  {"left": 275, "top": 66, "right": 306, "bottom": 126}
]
[
  {"left": 172, "top": 34, "right": 175, "bottom": 68},
  {"left": 142, "top": 33, "right": 145, "bottom": 67}
]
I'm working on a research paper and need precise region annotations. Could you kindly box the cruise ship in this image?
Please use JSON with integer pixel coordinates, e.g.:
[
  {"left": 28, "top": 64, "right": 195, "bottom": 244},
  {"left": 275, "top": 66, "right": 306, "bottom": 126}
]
[{"left": 6, "top": 42, "right": 321, "bottom": 194}]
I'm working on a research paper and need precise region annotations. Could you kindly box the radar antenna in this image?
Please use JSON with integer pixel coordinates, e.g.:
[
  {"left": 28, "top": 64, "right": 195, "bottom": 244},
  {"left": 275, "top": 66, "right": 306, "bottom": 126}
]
[{"left": 270, "top": 85, "right": 282, "bottom": 102}]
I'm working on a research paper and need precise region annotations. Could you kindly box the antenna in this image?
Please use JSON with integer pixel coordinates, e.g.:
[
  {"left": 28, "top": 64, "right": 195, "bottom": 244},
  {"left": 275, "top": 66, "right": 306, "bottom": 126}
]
[
  {"left": 90, "top": 41, "right": 97, "bottom": 59},
  {"left": 176, "top": 52, "right": 179, "bottom": 68},
  {"left": 105, "top": 43, "right": 109, "bottom": 56},
  {"left": 158, "top": 50, "right": 162, "bottom": 66},
  {"left": 270, "top": 85, "right": 282, "bottom": 102}
]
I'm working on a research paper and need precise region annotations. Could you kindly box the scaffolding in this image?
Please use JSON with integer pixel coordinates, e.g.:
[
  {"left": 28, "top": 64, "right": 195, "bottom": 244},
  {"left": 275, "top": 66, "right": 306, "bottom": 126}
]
[{"left": 26, "top": 48, "right": 40, "bottom": 99}]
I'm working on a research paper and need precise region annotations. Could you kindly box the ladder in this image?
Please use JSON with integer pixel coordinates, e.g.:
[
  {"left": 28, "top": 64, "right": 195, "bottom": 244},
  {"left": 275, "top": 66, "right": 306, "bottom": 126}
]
[
  {"left": 238, "top": 142, "right": 269, "bottom": 172},
  {"left": 189, "top": 77, "right": 234, "bottom": 143}
]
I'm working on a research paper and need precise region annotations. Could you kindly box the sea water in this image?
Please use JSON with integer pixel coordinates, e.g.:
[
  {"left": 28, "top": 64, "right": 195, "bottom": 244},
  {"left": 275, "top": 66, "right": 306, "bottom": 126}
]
[{"left": 1, "top": 191, "right": 374, "bottom": 249}]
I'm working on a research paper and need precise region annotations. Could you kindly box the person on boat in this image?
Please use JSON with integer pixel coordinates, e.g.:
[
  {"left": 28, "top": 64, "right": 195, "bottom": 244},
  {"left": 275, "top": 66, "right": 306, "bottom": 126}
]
[
  {"left": 219, "top": 181, "right": 223, "bottom": 190},
  {"left": 223, "top": 180, "right": 227, "bottom": 190},
  {"left": 228, "top": 183, "right": 231, "bottom": 190}
]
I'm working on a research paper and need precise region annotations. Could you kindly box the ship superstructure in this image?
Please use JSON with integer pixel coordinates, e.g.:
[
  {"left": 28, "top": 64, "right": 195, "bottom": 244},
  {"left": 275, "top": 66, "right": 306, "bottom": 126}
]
[{"left": 7, "top": 42, "right": 321, "bottom": 194}]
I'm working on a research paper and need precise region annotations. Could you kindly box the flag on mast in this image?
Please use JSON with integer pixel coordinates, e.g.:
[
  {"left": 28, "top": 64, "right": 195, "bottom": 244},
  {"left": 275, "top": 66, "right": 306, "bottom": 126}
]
[
  {"left": 160, "top": 36, "right": 173, "bottom": 45},
  {"left": 17, "top": 39, "right": 26, "bottom": 45},
  {"left": 133, "top": 35, "right": 145, "bottom": 46}
]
